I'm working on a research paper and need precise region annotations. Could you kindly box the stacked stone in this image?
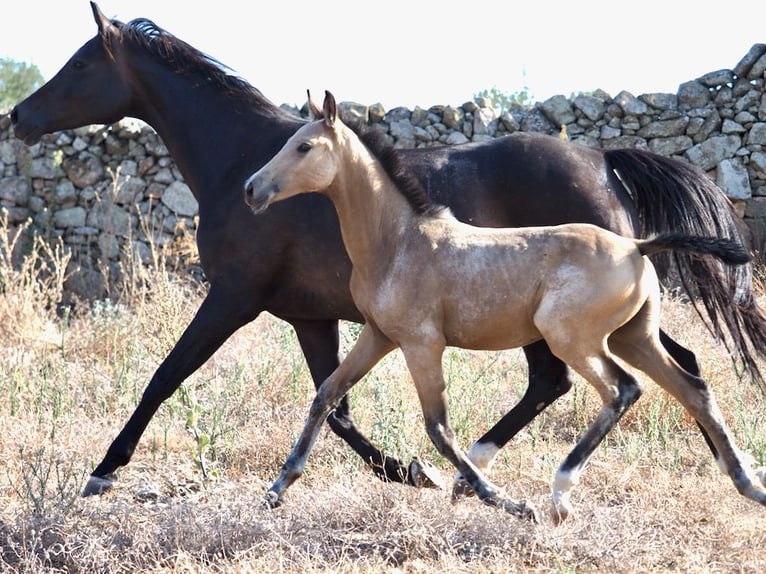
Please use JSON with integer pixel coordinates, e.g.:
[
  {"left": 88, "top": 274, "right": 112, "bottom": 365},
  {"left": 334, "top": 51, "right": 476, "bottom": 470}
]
[{"left": 1, "top": 43, "right": 764, "bottom": 281}]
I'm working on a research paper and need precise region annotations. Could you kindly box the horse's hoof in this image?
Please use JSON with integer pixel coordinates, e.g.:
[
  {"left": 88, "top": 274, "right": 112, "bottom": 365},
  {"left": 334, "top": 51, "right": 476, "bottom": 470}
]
[
  {"left": 134, "top": 484, "right": 160, "bottom": 503},
  {"left": 549, "top": 499, "right": 571, "bottom": 526},
  {"left": 755, "top": 466, "right": 766, "bottom": 487},
  {"left": 82, "top": 474, "right": 115, "bottom": 497},
  {"left": 263, "top": 490, "right": 282, "bottom": 509},
  {"left": 500, "top": 498, "right": 539, "bottom": 523},
  {"left": 408, "top": 458, "right": 446, "bottom": 490},
  {"left": 451, "top": 476, "right": 476, "bottom": 502}
]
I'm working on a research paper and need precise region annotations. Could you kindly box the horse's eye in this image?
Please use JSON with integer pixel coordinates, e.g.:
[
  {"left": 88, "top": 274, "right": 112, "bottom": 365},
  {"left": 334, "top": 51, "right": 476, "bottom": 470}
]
[
  {"left": 297, "top": 142, "right": 312, "bottom": 153},
  {"left": 72, "top": 59, "right": 85, "bottom": 70}
]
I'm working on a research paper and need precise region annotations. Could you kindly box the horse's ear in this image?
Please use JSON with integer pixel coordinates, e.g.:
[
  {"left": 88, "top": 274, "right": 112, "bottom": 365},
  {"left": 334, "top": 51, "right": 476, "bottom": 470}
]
[
  {"left": 91, "top": 2, "right": 120, "bottom": 58},
  {"left": 307, "top": 90, "right": 323, "bottom": 120},
  {"left": 91, "top": 2, "right": 112, "bottom": 35},
  {"left": 323, "top": 91, "right": 337, "bottom": 127}
]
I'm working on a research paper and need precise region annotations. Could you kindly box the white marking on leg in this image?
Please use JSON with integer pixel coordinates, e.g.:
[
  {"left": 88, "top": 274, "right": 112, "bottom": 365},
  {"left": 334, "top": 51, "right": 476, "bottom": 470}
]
[
  {"left": 714, "top": 448, "right": 753, "bottom": 475},
  {"left": 715, "top": 446, "right": 763, "bottom": 482},
  {"left": 466, "top": 441, "right": 500, "bottom": 473},
  {"left": 551, "top": 466, "right": 582, "bottom": 524},
  {"left": 714, "top": 452, "right": 727, "bottom": 475},
  {"left": 756, "top": 466, "right": 766, "bottom": 487},
  {"left": 710, "top": 443, "right": 766, "bottom": 502},
  {"left": 452, "top": 441, "right": 500, "bottom": 495}
]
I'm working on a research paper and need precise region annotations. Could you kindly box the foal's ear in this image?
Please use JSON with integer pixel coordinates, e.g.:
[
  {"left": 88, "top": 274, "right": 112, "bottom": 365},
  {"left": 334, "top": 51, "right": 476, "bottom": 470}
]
[
  {"left": 323, "top": 91, "right": 338, "bottom": 127},
  {"left": 307, "top": 90, "right": 323, "bottom": 120}
]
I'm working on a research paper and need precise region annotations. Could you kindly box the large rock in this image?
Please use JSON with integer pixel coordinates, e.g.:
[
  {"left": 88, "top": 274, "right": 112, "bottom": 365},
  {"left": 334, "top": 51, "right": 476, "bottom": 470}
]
[{"left": 161, "top": 181, "right": 198, "bottom": 217}]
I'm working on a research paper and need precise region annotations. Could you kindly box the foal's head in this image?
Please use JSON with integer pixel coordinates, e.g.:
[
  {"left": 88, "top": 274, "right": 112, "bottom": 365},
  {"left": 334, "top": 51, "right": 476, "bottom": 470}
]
[
  {"left": 243, "top": 92, "right": 343, "bottom": 214},
  {"left": 243, "top": 91, "right": 442, "bottom": 217}
]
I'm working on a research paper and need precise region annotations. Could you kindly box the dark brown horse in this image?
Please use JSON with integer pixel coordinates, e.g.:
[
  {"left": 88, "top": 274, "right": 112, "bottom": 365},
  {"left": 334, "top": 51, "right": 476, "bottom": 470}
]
[
  {"left": 244, "top": 90, "right": 766, "bottom": 523},
  {"left": 10, "top": 2, "right": 766, "bottom": 497}
]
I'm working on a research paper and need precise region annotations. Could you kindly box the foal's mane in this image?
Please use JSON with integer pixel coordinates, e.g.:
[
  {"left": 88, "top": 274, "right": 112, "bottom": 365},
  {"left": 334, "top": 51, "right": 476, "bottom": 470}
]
[
  {"left": 344, "top": 118, "right": 448, "bottom": 218},
  {"left": 116, "top": 17, "right": 290, "bottom": 117}
]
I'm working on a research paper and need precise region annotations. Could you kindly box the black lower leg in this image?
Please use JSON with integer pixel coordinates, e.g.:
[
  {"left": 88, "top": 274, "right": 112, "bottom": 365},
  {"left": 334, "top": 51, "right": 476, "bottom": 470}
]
[
  {"left": 326, "top": 396, "right": 416, "bottom": 484},
  {"left": 478, "top": 341, "right": 573, "bottom": 449},
  {"left": 295, "top": 319, "right": 422, "bottom": 485}
]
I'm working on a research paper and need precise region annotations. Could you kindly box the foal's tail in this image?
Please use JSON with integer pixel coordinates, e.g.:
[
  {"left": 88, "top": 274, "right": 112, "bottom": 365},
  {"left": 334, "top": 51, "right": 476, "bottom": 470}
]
[
  {"left": 606, "top": 147, "right": 766, "bottom": 387},
  {"left": 638, "top": 233, "right": 751, "bottom": 266}
]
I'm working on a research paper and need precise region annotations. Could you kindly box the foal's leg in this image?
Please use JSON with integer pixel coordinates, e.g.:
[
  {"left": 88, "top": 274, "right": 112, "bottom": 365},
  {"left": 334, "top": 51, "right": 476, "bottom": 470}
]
[
  {"left": 265, "top": 324, "right": 396, "bottom": 507},
  {"left": 656, "top": 331, "right": 766, "bottom": 484},
  {"left": 293, "top": 319, "right": 438, "bottom": 487},
  {"left": 451, "top": 328, "right": 714, "bottom": 503},
  {"left": 611, "top": 327, "right": 766, "bottom": 510},
  {"left": 453, "top": 341, "right": 574, "bottom": 499},
  {"left": 547, "top": 352, "right": 643, "bottom": 524},
  {"left": 400, "top": 341, "right": 538, "bottom": 521},
  {"left": 659, "top": 329, "right": 723, "bottom": 460}
]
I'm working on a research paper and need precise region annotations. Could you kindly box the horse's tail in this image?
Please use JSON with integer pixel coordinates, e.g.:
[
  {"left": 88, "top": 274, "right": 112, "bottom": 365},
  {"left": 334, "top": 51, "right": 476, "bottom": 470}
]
[
  {"left": 606, "top": 147, "right": 766, "bottom": 387},
  {"left": 638, "top": 233, "right": 751, "bottom": 265}
]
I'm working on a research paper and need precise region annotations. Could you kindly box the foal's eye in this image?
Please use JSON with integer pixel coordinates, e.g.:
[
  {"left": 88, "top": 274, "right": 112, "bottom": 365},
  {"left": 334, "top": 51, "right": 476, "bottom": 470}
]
[
  {"left": 72, "top": 59, "right": 86, "bottom": 70},
  {"left": 297, "top": 142, "right": 312, "bottom": 153}
]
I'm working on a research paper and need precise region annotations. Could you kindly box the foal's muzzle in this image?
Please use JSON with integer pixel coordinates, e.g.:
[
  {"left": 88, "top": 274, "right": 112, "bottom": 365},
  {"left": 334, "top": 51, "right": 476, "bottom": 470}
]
[{"left": 243, "top": 175, "right": 278, "bottom": 215}]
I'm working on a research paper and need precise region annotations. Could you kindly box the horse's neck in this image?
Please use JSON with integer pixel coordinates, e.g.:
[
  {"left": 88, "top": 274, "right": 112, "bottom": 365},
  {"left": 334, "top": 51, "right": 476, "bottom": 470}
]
[
  {"left": 329, "top": 150, "right": 415, "bottom": 274},
  {"left": 128, "top": 58, "right": 299, "bottom": 198}
]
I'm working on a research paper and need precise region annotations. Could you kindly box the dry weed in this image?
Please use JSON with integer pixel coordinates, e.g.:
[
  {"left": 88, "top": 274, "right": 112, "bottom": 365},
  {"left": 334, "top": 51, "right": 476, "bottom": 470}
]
[{"left": 1, "top": 219, "right": 765, "bottom": 572}]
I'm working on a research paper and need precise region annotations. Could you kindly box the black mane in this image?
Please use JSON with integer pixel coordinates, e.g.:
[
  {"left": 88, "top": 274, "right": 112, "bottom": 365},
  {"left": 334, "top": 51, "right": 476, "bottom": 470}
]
[
  {"left": 119, "top": 18, "right": 290, "bottom": 118},
  {"left": 344, "top": 117, "right": 447, "bottom": 218}
]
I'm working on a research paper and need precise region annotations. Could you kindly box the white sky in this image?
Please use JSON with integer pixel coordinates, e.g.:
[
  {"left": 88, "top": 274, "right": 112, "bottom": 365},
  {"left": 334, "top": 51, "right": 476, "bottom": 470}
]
[{"left": 2, "top": 1, "right": 765, "bottom": 111}]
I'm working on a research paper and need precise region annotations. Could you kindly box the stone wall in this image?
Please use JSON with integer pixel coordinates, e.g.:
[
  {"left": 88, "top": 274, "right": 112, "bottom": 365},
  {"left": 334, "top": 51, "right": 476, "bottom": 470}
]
[{"left": 1, "top": 42, "right": 766, "bottom": 291}]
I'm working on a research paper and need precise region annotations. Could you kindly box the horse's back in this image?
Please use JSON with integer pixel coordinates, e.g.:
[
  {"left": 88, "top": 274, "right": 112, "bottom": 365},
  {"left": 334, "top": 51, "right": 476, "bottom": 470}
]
[{"left": 399, "top": 133, "right": 638, "bottom": 236}]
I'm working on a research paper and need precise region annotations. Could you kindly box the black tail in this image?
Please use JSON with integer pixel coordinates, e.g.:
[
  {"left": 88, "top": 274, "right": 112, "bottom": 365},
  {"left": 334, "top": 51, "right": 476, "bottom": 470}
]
[
  {"left": 638, "top": 233, "right": 751, "bottom": 265},
  {"left": 607, "top": 147, "right": 766, "bottom": 387}
]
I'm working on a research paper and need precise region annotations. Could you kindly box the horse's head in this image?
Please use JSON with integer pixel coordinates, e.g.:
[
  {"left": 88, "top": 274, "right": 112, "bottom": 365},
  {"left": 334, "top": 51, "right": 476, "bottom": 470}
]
[
  {"left": 244, "top": 91, "right": 342, "bottom": 215},
  {"left": 11, "top": 2, "right": 134, "bottom": 144}
]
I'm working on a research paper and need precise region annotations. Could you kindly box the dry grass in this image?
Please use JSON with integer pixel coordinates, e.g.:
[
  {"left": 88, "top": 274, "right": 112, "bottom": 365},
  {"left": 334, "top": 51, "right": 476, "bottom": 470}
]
[{"left": 1, "top": 216, "right": 765, "bottom": 573}]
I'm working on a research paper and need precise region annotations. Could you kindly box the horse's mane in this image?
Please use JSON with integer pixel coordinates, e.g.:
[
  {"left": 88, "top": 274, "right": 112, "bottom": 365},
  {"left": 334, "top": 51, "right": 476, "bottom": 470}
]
[
  {"left": 344, "top": 117, "right": 448, "bottom": 218},
  {"left": 118, "top": 18, "right": 290, "bottom": 118}
]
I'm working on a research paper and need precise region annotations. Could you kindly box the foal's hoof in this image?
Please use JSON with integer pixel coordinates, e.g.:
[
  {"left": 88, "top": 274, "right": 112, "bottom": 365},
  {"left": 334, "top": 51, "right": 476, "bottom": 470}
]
[
  {"left": 755, "top": 466, "right": 766, "bottom": 487},
  {"left": 408, "top": 458, "right": 446, "bottom": 490},
  {"left": 451, "top": 476, "right": 476, "bottom": 502},
  {"left": 499, "top": 498, "right": 539, "bottom": 523},
  {"left": 481, "top": 493, "right": 539, "bottom": 523},
  {"left": 550, "top": 498, "right": 572, "bottom": 525},
  {"left": 263, "top": 490, "right": 283, "bottom": 509},
  {"left": 82, "top": 474, "right": 115, "bottom": 497}
]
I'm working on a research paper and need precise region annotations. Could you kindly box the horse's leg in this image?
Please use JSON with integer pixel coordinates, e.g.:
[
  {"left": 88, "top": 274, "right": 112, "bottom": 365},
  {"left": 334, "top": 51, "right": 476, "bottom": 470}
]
[
  {"left": 611, "top": 323, "right": 766, "bottom": 509},
  {"left": 83, "top": 284, "right": 259, "bottom": 496},
  {"left": 400, "top": 341, "right": 538, "bottom": 522},
  {"left": 265, "top": 324, "right": 396, "bottom": 507},
  {"left": 454, "top": 335, "right": 677, "bottom": 499},
  {"left": 548, "top": 352, "right": 644, "bottom": 524},
  {"left": 292, "top": 319, "right": 439, "bottom": 487},
  {"left": 659, "top": 328, "right": 722, "bottom": 459},
  {"left": 659, "top": 329, "right": 699, "bottom": 375},
  {"left": 453, "top": 340, "right": 574, "bottom": 499}
]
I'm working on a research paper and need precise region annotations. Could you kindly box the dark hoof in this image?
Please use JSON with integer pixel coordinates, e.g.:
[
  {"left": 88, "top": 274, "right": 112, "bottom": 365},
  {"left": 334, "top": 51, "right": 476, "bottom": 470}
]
[
  {"left": 134, "top": 484, "right": 160, "bottom": 503},
  {"left": 500, "top": 498, "right": 539, "bottom": 523},
  {"left": 451, "top": 476, "right": 476, "bottom": 501},
  {"left": 263, "top": 490, "right": 282, "bottom": 509},
  {"left": 82, "top": 474, "right": 115, "bottom": 497},
  {"left": 408, "top": 458, "right": 446, "bottom": 490},
  {"left": 483, "top": 495, "right": 539, "bottom": 523}
]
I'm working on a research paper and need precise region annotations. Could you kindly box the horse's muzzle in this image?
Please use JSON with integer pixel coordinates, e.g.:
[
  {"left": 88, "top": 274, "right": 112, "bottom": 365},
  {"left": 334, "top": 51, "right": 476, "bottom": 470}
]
[
  {"left": 243, "top": 176, "right": 278, "bottom": 215},
  {"left": 9, "top": 106, "right": 43, "bottom": 146}
]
